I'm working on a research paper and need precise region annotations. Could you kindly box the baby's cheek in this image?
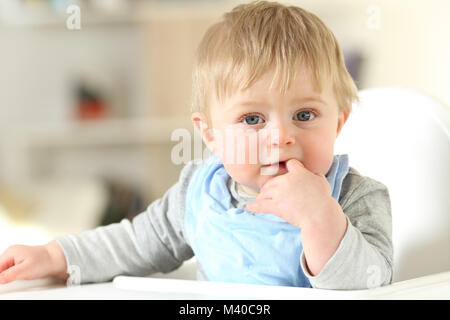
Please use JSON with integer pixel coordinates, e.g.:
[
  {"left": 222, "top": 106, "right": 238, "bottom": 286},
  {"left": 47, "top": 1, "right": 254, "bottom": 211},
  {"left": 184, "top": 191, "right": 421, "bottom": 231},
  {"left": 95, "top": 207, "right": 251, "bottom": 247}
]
[
  {"left": 224, "top": 163, "right": 260, "bottom": 188},
  {"left": 228, "top": 131, "right": 260, "bottom": 165},
  {"left": 244, "top": 133, "right": 260, "bottom": 164},
  {"left": 214, "top": 129, "right": 259, "bottom": 165},
  {"left": 302, "top": 139, "right": 335, "bottom": 175}
]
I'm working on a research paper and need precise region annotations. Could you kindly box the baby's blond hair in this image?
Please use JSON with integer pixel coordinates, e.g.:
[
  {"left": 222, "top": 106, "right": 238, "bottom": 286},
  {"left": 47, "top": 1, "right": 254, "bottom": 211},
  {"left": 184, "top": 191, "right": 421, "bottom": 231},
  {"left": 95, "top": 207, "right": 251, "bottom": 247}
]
[{"left": 191, "top": 1, "right": 358, "bottom": 116}]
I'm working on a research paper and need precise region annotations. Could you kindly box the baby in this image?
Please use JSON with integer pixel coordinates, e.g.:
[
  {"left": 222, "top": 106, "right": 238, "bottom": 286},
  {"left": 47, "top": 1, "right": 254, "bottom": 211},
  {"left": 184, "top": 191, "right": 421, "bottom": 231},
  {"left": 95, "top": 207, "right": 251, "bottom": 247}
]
[{"left": 0, "top": 1, "right": 392, "bottom": 290}]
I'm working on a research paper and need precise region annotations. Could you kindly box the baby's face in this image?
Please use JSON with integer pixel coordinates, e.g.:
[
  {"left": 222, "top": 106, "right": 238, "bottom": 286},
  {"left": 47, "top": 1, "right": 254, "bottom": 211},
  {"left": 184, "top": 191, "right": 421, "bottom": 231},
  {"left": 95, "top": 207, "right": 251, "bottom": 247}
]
[{"left": 196, "top": 67, "right": 348, "bottom": 194}]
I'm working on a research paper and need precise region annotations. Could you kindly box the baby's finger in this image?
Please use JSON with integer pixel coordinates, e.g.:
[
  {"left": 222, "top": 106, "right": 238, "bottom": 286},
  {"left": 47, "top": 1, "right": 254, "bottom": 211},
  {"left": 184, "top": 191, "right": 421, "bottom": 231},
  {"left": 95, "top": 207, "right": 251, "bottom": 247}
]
[
  {"left": 0, "top": 263, "right": 28, "bottom": 284},
  {"left": 286, "top": 159, "right": 305, "bottom": 173},
  {"left": 0, "top": 252, "right": 15, "bottom": 274},
  {"left": 254, "top": 186, "right": 274, "bottom": 202},
  {"left": 259, "top": 175, "right": 280, "bottom": 193}
]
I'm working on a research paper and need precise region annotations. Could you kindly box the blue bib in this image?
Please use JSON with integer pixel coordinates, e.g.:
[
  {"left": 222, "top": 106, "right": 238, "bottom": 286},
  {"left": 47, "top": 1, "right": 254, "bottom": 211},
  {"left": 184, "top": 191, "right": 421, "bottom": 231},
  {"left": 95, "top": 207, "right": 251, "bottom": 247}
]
[{"left": 185, "top": 154, "right": 349, "bottom": 287}]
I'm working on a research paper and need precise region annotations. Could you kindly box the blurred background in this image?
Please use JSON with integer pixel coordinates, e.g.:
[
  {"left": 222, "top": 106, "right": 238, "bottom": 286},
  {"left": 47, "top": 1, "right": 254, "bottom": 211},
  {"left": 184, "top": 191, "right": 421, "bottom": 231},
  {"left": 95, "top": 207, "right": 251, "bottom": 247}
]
[{"left": 0, "top": 0, "right": 448, "bottom": 270}]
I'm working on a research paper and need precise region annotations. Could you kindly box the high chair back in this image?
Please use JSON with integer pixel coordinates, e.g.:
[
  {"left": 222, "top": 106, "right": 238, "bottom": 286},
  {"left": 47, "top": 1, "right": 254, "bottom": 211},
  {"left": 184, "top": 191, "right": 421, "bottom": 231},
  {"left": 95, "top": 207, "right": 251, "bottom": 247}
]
[{"left": 335, "top": 87, "right": 450, "bottom": 282}]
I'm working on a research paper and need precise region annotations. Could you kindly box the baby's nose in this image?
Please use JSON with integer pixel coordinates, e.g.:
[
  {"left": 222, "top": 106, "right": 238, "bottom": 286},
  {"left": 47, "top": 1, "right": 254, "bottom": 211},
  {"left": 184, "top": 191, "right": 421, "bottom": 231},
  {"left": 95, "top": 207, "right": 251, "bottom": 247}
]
[{"left": 269, "top": 124, "right": 296, "bottom": 146}]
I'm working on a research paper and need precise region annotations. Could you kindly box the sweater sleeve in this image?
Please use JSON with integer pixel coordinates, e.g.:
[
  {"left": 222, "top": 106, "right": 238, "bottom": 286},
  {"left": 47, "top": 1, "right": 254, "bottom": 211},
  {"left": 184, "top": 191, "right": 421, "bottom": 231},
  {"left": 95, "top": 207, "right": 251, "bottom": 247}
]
[
  {"left": 55, "top": 160, "right": 202, "bottom": 284},
  {"left": 300, "top": 168, "right": 393, "bottom": 289}
]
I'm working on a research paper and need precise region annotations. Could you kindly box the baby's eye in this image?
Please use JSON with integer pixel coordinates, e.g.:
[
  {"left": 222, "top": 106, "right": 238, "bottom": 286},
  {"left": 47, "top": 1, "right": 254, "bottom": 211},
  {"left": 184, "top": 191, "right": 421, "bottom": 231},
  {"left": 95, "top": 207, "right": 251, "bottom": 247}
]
[
  {"left": 243, "top": 115, "right": 264, "bottom": 125},
  {"left": 295, "top": 110, "right": 315, "bottom": 121}
]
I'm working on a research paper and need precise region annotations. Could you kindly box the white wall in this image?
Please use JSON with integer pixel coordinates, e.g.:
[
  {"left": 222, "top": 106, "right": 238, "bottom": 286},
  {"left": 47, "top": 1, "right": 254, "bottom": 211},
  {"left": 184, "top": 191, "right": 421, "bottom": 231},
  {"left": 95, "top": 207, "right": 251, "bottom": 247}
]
[
  {"left": 287, "top": 0, "right": 450, "bottom": 107},
  {"left": 0, "top": 22, "right": 155, "bottom": 196},
  {"left": 0, "top": 25, "right": 149, "bottom": 123}
]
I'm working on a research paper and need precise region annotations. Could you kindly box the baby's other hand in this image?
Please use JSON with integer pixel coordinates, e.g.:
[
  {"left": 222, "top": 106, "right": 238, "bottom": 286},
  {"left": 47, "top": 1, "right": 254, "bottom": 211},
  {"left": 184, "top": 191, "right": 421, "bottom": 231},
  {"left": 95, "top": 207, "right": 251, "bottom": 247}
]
[{"left": 0, "top": 241, "right": 68, "bottom": 284}]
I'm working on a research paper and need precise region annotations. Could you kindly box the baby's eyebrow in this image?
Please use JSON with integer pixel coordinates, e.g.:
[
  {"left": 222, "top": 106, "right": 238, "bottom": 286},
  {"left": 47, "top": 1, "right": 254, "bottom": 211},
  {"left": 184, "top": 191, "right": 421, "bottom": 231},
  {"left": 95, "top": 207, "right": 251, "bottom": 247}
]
[
  {"left": 231, "top": 96, "right": 326, "bottom": 108},
  {"left": 225, "top": 100, "right": 269, "bottom": 111},
  {"left": 291, "top": 96, "right": 327, "bottom": 105},
  {"left": 232, "top": 100, "right": 268, "bottom": 107}
]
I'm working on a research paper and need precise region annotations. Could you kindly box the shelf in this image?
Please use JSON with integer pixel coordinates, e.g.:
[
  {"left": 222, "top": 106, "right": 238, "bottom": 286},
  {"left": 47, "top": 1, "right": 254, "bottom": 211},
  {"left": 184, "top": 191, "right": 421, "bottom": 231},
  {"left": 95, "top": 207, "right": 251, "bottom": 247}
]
[{"left": 14, "top": 117, "right": 192, "bottom": 148}]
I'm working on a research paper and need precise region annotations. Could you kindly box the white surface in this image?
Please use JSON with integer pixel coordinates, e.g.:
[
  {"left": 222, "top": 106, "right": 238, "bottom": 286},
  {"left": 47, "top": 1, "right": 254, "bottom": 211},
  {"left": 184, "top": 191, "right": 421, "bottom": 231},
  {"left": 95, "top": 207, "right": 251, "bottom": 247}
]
[
  {"left": 0, "top": 271, "right": 449, "bottom": 300},
  {"left": 335, "top": 87, "right": 450, "bottom": 282}
]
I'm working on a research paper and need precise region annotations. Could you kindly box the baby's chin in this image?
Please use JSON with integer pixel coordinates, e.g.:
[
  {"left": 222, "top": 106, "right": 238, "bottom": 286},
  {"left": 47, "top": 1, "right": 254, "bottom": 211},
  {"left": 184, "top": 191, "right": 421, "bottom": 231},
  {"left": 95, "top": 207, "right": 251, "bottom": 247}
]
[
  {"left": 235, "top": 171, "right": 290, "bottom": 197},
  {"left": 225, "top": 162, "right": 291, "bottom": 195}
]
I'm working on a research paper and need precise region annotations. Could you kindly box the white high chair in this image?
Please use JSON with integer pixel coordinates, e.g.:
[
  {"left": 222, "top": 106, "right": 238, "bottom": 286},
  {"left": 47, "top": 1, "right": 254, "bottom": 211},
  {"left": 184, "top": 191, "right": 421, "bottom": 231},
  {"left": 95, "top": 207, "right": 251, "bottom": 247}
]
[{"left": 335, "top": 87, "right": 450, "bottom": 282}]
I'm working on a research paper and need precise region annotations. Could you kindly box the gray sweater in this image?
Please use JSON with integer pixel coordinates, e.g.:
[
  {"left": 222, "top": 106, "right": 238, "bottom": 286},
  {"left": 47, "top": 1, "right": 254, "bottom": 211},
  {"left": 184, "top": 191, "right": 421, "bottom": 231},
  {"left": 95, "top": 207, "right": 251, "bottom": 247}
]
[{"left": 56, "top": 159, "right": 393, "bottom": 290}]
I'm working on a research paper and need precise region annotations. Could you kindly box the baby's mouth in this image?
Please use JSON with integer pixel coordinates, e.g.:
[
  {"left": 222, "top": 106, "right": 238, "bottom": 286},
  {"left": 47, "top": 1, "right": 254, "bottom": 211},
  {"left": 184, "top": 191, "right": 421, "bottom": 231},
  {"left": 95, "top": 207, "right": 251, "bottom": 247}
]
[
  {"left": 260, "top": 161, "right": 288, "bottom": 175},
  {"left": 278, "top": 161, "right": 287, "bottom": 170},
  {"left": 263, "top": 160, "right": 287, "bottom": 167}
]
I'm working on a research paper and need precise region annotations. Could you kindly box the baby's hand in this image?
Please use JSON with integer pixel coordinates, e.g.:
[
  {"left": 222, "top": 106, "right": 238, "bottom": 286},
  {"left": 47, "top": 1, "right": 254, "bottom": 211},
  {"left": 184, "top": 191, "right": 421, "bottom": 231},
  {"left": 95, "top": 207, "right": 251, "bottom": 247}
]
[
  {"left": 0, "top": 241, "right": 68, "bottom": 284},
  {"left": 246, "top": 159, "right": 333, "bottom": 229}
]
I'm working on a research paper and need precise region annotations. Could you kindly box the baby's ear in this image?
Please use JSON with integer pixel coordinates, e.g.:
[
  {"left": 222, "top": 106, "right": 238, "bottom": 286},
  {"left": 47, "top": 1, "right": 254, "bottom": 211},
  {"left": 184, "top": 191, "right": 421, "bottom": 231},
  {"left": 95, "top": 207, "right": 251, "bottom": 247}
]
[
  {"left": 191, "top": 112, "right": 215, "bottom": 150},
  {"left": 336, "top": 109, "right": 350, "bottom": 137}
]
